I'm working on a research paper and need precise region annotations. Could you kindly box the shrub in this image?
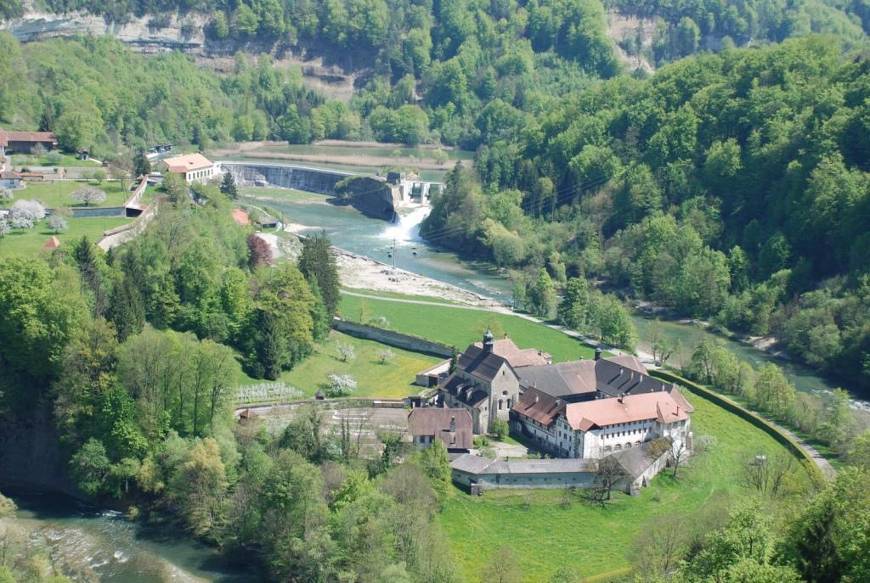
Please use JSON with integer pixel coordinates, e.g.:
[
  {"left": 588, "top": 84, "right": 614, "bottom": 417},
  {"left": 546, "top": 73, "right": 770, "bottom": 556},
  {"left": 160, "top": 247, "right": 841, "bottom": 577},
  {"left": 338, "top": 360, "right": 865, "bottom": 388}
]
[{"left": 326, "top": 373, "right": 357, "bottom": 397}]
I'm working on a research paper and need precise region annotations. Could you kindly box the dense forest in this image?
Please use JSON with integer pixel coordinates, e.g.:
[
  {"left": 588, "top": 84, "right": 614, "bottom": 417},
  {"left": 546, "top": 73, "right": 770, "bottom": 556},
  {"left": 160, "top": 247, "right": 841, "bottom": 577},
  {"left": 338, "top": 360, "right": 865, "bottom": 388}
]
[
  {"left": 0, "top": 191, "right": 868, "bottom": 581},
  {"left": 2, "top": 0, "right": 868, "bottom": 151},
  {"left": 422, "top": 37, "right": 870, "bottom": 391}
]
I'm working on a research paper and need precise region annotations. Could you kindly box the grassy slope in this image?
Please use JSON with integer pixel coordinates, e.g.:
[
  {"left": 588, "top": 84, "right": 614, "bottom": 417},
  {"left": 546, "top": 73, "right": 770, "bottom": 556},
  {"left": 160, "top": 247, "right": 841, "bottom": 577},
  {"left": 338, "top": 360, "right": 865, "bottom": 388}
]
[
  {"left": 4, "top": 180, "right": 129, "bottom": 208},
  {"left": 277, "top": 330, "right": 439, "bottom": 399},
  {"left": 0, "top": 216, "right": 130, "bottom": 258},
  {"left": 339, "top": 294, "right": 594, "bottom": 362},
  {"left": 438, "top": 390, "right": 814, "bottom": 581}
]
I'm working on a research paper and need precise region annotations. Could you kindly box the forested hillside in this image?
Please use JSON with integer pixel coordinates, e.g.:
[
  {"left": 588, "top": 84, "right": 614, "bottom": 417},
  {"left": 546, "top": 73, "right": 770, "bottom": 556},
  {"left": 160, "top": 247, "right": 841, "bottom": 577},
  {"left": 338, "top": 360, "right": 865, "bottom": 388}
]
[
  {"left": 2, "top": 0, "right": 867, "bottom": 151},
  {"left": 422, "top": 38, "right": 870, "bottom": 390},
  {"left": 0, "top": 33, "right": 338, "bottom": 156}
]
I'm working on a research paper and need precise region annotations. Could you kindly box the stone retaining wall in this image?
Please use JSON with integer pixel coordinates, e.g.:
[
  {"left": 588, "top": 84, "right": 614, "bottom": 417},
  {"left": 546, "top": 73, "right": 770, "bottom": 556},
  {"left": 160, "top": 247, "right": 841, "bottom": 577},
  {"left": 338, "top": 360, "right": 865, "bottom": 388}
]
[
  {"left": 650, "top": 369, "right": 824, "bottom": 480},
  {"left": 333, "top": 318, "right": 454, "bottom": 358}
]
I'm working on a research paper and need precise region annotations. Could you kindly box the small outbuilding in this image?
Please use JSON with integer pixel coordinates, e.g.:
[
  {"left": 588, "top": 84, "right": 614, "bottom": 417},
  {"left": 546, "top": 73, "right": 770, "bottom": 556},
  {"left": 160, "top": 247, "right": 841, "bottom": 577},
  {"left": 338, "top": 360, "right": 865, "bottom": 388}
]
[
  {"left": 408, "top": 407, "right": 473, "bottom": 453},
  {"left": 42, "top": 236, "right": 61, "bottom": 251}
]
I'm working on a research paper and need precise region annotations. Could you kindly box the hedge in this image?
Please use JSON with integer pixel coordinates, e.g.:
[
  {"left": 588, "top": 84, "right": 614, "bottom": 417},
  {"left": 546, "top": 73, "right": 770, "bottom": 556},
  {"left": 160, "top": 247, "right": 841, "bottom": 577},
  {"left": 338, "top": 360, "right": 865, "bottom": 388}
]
[{"left": 650, "top": 369, "right": 826, "bottom": 482}]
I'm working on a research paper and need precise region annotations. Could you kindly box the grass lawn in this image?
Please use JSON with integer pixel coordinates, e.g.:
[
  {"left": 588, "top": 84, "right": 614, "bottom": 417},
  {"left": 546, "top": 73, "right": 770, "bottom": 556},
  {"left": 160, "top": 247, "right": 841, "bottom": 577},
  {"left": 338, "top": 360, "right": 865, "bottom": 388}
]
[
  {"left": 4, "top": 180, "right": 130, "bottom": 209},
  {"left": 277, "top": 330, "right": 439, "bottom": 399},
  {"left": 437, "top": 390, "right": 816, "bottom": 582},
  {"left": 240, "top": 186, "right": 328, "bottom": 204},
  {"left": 11, "top": 153, "right": 100, "bottom": 167},
  {"left": 0, "top": 216, "right": 130, "bottom": 258},
  {"left": 339, "top": 293, "right": 594, "bottom": 362}
]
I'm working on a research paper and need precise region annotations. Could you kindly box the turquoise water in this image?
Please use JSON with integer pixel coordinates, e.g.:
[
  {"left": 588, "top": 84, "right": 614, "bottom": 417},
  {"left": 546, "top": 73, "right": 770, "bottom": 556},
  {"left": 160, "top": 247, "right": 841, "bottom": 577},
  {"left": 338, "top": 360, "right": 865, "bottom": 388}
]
[{"left": 250, "top": 185, "right": 866, "bottom": 406}]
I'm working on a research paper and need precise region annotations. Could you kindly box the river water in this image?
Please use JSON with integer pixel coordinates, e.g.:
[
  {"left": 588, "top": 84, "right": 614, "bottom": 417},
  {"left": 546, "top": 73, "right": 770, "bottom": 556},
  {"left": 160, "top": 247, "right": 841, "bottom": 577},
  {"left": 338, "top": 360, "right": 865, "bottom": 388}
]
[
  {"left": 1, "top": 491, "right": 255, "bottom": 582},
  {"left": 253, "top": 187, "right": 868, "bottom": 408}
]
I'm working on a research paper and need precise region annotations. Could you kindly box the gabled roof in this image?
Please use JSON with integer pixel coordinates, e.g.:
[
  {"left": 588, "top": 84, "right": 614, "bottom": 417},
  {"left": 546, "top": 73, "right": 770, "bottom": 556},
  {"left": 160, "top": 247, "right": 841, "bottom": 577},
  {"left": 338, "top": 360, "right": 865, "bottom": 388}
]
[
  {"left": 611, "top": 442, "right": 663, "bottom": 479},
  {"left": 442, "top": 374, "right": 488, "bottom": 406},
  {"left": 0, "top": 129, "right": 57, "bottom": 147},
  {"left": 163, "top": 153, "right": 213, "bottom": 173},
  {"left": 517, "top": 356, "right": 669, "bottom": 399},
  {"left": 564, "top": 389, "right": 693, "bottom": 431},
  {"left": 42, "top": 236, "right": 61, "bottom": 250},
  {"left": 472, "top": 337, "right": 551, "bottom": 368},
  {"left": 457, "top": 344, "right": 512, "bottom": 383},
  {"left": 408, "top": 408, "right": 473, "bottom": 450},
  {"left": 511, "top": 386, "right": 565, "bottom": 427}
]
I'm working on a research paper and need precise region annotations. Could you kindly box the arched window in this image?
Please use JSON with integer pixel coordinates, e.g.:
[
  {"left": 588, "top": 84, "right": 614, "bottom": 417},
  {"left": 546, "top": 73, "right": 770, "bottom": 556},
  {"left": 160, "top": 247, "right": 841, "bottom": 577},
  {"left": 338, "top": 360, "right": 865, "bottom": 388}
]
[
  {"left": 604, "top": 446, "right": 612, "bottom": 453},
  {"left": 614, "top": 444, "right": 622, "bottom": 451}
]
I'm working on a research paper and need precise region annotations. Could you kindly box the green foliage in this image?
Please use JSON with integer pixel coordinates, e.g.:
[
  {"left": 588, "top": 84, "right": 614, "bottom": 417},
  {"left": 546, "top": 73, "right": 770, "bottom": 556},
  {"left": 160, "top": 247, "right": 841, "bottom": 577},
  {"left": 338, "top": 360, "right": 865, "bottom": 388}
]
[
  {"left": 783, "top": 467, "right": 870, "bottom": 583},
  {"left": 298, "top": 231, "right": 340, "bottom": 318}
]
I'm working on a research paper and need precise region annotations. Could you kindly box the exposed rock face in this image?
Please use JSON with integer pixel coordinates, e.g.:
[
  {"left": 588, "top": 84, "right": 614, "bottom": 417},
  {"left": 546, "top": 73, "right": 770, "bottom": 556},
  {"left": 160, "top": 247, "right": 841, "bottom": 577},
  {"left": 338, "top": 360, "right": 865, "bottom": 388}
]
[
  {"left": 0, "top": 406, "right": 76, "bottom": 495},
  {"left": 1, "top": 10, "right": 208, "bottom": 51},
  {"left": 0, "top": 10, "right": 358, "bottom": 100},
  {"left": 333, "top": 175, "right": 397, "bottom": 221},
  {"left": 221, "top": 162, "right": 398, "bottom": 221}
]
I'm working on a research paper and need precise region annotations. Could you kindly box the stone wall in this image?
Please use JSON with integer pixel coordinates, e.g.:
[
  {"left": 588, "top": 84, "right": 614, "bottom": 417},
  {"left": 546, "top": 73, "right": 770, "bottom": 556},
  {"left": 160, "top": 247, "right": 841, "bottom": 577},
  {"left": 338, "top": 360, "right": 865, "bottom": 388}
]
[
  {"left": 221, "top": 162, "right": 399, "bottom": 220},
  {"left": 333, "top": 318, "right": 454, "bottom": 358}
]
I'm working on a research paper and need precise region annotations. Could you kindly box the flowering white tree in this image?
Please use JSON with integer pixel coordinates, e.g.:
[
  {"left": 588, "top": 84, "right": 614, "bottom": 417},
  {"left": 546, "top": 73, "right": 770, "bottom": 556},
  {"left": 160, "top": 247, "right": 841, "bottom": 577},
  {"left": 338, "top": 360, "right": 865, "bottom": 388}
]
[
  {"left": 72, "top": 186, "right": 107, "bottom": 206},
  {"left": 0, "top": 188, "right": 12, "bottom": 201},
  {"left": 326, "top": 374, "right": 357, "bottom": 397},
  {"left": 0, "top": 221, "right": 9, "bottom": 238},
  {"left": 47, "top": 214, "right": 68, "bottom": 233},
  {"left": 377, "top": 348, "right": 395, "bottom": 364},
  {"left": 337, "top": 342, "right": 355, "bottom": 362},
  {"left": 10, "top": 199, "right": 45, "bottom": 229}
]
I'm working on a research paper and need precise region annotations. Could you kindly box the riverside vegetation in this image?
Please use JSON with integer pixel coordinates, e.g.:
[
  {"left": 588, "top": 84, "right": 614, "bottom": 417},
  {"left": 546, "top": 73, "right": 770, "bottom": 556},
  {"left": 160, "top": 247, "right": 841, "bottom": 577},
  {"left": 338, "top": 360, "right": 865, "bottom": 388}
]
[{"left": 0, "top": 3, "right": 868, "bottom": 582}]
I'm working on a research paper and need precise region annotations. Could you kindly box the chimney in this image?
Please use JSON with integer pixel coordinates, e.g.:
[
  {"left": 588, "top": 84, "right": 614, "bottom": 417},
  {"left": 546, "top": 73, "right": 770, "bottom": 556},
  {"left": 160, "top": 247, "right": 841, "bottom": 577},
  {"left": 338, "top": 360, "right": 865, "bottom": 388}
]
[
  {"left": 449, "top": 415, "right": 456, "bottom": 432},
  {"left": 483, "top": 329, "right": 494, "bottom": 353},
  {"left": 594, "top": 347, "right": 602, "bottom": 361}
]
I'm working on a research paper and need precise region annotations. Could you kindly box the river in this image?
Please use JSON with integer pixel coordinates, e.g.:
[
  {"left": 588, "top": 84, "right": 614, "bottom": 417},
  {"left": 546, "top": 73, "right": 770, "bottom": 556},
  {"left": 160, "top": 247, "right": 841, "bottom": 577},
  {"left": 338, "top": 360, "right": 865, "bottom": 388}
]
[
  {"left": 251, "top": 186, "right": 868, "bottom": 409},
  {"left": 1, "top": 491, "right": 255, "bottom": 582}
]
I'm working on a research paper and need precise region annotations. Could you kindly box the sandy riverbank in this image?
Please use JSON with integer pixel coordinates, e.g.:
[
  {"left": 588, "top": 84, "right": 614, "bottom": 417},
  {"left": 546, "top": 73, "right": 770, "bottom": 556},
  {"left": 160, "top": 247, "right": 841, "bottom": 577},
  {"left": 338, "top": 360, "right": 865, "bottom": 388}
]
[{"left": 333, "top": 248, "right": 508, "bottom": 309}]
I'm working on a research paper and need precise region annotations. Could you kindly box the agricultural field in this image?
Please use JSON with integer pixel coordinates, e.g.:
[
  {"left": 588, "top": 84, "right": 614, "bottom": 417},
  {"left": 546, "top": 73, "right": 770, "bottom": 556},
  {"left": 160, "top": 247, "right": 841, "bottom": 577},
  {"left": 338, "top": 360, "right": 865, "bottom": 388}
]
[
  {"left": 4, "top": 180, "right": 130, "bottom": 208},
  {"left": 0, "top": 216, "right": 130, "bottom": 258},
  {"left": 438, "top": 390, "right": 817, "bottom": 582},
  {"left": 277, "top": 329, "right": 439, "bottom": 399},
  {"left": 339, "top": 293, "right": 595, "bottom": 362}
]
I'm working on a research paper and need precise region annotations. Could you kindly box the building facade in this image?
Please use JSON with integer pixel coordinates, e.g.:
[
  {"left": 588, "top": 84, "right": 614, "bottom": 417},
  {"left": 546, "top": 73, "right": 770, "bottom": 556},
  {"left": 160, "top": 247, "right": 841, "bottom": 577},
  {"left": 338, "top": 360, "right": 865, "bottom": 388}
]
[
  {"left": 407, "top": 408, "right": 473, "bottom": 453},
  {"left": 439, "top": 331, "right": 538, "bottom": 435},
  {"left": 161, "top": 153, "right": 216, "bottom": 184},
  {"left": 0, "top": 130, "right": 58, "bottom": 156}
]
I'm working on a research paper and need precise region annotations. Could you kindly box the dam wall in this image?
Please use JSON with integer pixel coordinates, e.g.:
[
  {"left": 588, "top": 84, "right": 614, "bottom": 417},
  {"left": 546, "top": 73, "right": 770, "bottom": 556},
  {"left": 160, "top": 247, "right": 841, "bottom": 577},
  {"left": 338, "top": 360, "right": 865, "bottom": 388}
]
[{"left": 221, "top": 161, "right": 399, "bottom": 221}]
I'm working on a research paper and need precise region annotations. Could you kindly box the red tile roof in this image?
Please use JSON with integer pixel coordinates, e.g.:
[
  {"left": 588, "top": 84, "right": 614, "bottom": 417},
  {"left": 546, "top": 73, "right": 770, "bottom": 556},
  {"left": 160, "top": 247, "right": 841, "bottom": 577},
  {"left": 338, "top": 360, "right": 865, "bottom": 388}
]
[
  {"left": 231, "top": 208, "right": 250, "bottom": 226},
  {"left": 0, "top": 129, "right": 58, "bottom": 147},
  {"left": 42, "top": 236, "right": 61, "bottom": 250},
  {"left": 162, "top": 153, "right": 213, "bottom": 173},
  {"left": 564, "top": 389, "right": 693, "bottom": 431}
]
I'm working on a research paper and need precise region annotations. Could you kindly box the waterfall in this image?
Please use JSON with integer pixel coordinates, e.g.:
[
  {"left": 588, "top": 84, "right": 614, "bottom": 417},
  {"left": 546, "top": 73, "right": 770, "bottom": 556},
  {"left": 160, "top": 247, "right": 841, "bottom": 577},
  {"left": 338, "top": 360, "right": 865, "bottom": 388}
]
[{"left": 379, "top": 206, "right": 431, "bottom": 244}]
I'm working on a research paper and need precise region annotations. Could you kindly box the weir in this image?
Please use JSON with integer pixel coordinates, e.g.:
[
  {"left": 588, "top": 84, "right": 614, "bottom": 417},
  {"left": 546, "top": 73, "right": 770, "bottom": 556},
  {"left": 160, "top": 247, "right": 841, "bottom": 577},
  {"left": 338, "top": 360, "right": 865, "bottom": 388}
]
[{"left": 220, "top": 161, "right": 401, "bottom": 221}]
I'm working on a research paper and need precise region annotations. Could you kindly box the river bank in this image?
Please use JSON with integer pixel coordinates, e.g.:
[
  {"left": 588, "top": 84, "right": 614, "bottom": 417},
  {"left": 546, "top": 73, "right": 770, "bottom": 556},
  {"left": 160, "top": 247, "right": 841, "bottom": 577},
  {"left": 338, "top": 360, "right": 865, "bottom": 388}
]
[{"left": 246, "top": 180, "right": 863, "bottom": 408}]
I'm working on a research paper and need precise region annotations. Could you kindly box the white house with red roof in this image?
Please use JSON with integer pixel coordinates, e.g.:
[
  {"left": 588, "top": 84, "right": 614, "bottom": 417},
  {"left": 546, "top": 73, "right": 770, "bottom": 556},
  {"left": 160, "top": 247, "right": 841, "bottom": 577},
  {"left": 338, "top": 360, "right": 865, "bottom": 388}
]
[{"left": 161, "top": 153, "right": 216, "bottom": 184}]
